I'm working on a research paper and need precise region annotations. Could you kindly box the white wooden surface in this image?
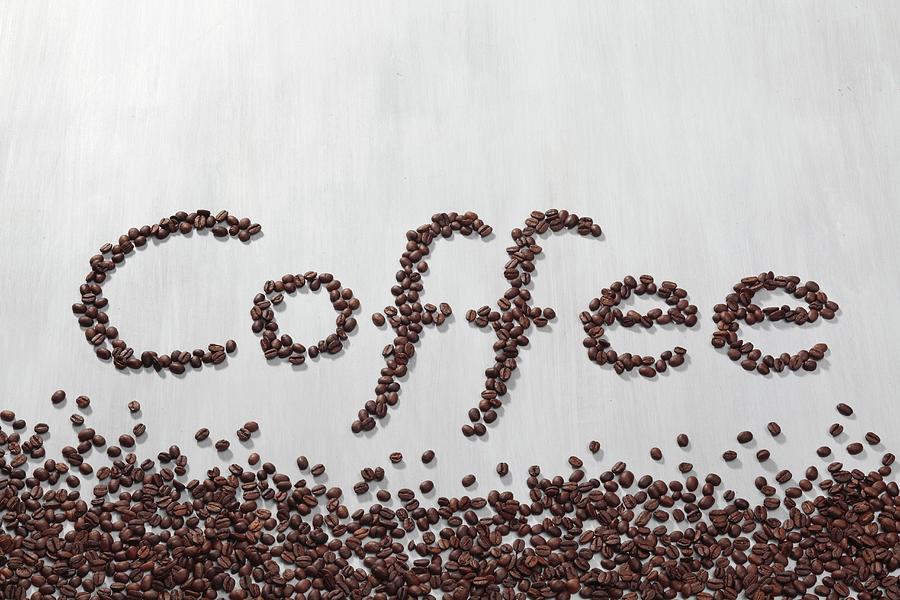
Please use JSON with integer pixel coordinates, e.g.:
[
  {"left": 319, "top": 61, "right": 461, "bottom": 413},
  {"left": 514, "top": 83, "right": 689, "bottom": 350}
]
[{"left": 1, "top": 1, "right": 899, "bottom": 502}]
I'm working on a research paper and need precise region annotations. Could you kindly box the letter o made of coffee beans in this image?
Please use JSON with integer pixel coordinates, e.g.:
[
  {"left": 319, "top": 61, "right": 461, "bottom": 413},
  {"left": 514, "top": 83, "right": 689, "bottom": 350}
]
[{"left": 250, "top": 272, "right": 360, "bottom": 365}]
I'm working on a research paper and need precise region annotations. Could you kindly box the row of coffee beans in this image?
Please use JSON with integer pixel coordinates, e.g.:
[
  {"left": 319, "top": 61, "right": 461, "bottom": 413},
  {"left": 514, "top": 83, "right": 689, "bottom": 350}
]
[
  {"left": 711, "top": 272, "right": 838, "bottom": 374},
  {"left": 72, "top": 209, "right": 260, "bottom": 373},
  {"left": 583, "top": 275, "right": 698, "bottom": 377},
  {"left": 353, "top": 211, "right": 493, "bottom": 434},
  {"left": 251, "top": 272, "right": 360, "bottom": 365},
  {"left": 3, "top": 393, "right": 893, "bottom": 599}
]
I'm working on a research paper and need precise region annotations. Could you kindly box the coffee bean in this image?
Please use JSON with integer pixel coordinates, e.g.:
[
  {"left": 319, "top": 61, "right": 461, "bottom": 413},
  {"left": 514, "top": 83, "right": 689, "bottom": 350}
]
[
  {"left": 75, "top": 395, "right": 91, "bottom": 409},
  {"left": 248, "top": 452, "right": 260, "bottom": 466},
  {"left": 767, "top": 422, "right": 782, "bottom": 437},
  {"left": 296, "top": 456, "right": 309, "bottom": 470},
  {"left": 496, "top": 462, "right": 509, "bottom": 476},
  {"left": 51, "top": 390, "right": 66, "bottom": 405},
  {"left": 70, "top": 414, "right": 84, "bottom": 426},
  {"left": 214, "top": 439, "right": 229, "bottom": 452},
  {"left": 421, "top": 450, "right": 435, "bottom": 464},
  {"left": 737, "top": 431, "right": 753, "bottom": 444},
  {"left": 127, "top": 400, "right": 141, "bottom": 413},
  {"left": 372, "top": 313, "right": 385, "bottom": 326},
  {"left": 677, "top": 434, "right": 689, "bottom": 448},
  {"left": 311, "top": 464, "right": 325, "bottom": 476},
  {"left": 756, "top": 449, "right": 771, "bottom": 462},
  {"left": 829, "top": 423, "right": 844, "bottom": 437},
  {"left": 866, "top": 432, "right": 881, "bottom": 445},
  {"left": 678, "top": 462, "right": 693, "bottom": 473},
  {"left": 194, "top": 428, "right": 209, "bottom": 442},
  {"left": 836, "top": 403, "right": 854, "bottom": 416},
  {"left": 118, "top": 434, "right": 135, "bottom": 448},
  {"left": 354, "top": 481, "right": 369, "bottom": 495},
  {"left": 132, "top": 423, "right": 146, "bottom": 437},
  {"left": 817, "top": 446, "right": 832, "bottom": 457},
  {"left": 650, "top": 447, "right": 663, "bottom": 461},
  {"left": 722, "top": 450, "right": 737, "bottom": 462},
  {"left": 419, "top": 480, "right": 434, "bottom": 493},
  {"left": 462, "top": 474, "right": 476, "bottom": 488},
  {"left": 389, "top": 452, "right": 403, "bottom": 464},
  {"left": 847, "top": 442, "right": 864, "bottom": 455},
  {"left": 589, "top": 440, "right": 602, "bottom": 454}
]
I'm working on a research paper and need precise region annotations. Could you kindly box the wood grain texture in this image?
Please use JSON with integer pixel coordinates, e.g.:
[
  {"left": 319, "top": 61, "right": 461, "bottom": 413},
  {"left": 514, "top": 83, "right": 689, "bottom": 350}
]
[{"left": 1, "top": 1, "right": 899, "bottom": 501}]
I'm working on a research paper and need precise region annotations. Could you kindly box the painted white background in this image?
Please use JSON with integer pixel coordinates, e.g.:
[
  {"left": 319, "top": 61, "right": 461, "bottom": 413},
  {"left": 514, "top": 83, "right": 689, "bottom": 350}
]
[{"left": 1, "top": 1, "right": 898, "bottom": 503}]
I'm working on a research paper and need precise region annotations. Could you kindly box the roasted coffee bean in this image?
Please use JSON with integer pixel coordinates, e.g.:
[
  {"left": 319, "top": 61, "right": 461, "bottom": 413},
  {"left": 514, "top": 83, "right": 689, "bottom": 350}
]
[
  {"left": 51, "top": 390, "right": 66, "bottom": 405},
  {"left": 354, "top": 481, "right": 369, "bottom": 495},
  {"left": 650, "top": 447, "right": 663, "bottom": 461},
  {"left": 767, "top": 422, "right": 781, "bottom": 437},
  {"left": 737, "top": 431, "right": 753, "bottom": 444},
  {"left": 132, "top": 423, "right": 146, "bottom": 437},
  {"left": 678, "top": 462, "right": 693, "bottom": 473},
  {"left": 70, "top": 414, "right": 84, "bottom": 426},
  {"left": 421, "top": 449, "right": 435, "bottom": 464},
  {"left": 311, "top": 463, "right": 325, "bottom": 476},
  {"left": 588, "top": 440, "right": 601, "bottom": 454},
  {"left": 847, "top": 442, "right": 864, "bottom": 455},
  {"left": 248, "top": 452, "right": 260, "bottom": 466},
  {"left": 756, "top": 449, "right": 771, "bottom": 462},
  {"left": 389, "top": 452, "right": 403, "bottom": 464},
  {"left": 214, "top": 439, "right": 229, "bottom": 452},
  {"left": 127, "top": 400, "right": 141, "bottom": 413},
  {"left": 419, "top": 479, "right": 434, "bottom": 493},
  {"left": 866, "top": 432, "right": 881, "bottom": 445},
  {"left": 817, "top": 446, "right": 832, "bottom": 457},
  {"left": 676, "top": 434, "right": 689, "bottom": 448},
  {"left": 836, "top": 403, "right": 853, "bottom": 416},
  {"left": 568, "top": 456, "right": 583, "bottom": 468},
  {"left": 372, "top": 313, "right": 385, "bottom": 326},
  {"left": 461, "top": 474, "right": 476, "bottom": 488},
  {"left": 118, "top": 434, "right": 135, "bottom": 448},
  {"left": 829, "top": 423, "right": 844, "bottom": 437},
  {"left": 75, "top": 395, "right": 91, "bottom": 409},
  {"left": 722, "top": 450, "right": 738, "bottom": 462},
  {"left": 496, "top": 462, "right": 509, "bottom": 476},
  {"left": 296, "top": 455, "right": 309, "bottom": 470},
  {"left": 194, "top": 428, "right": 210, "bottom": 442}
]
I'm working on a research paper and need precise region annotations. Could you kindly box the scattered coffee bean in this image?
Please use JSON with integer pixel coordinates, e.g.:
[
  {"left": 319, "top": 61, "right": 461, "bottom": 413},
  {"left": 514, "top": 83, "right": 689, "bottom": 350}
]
[
  {"left": 496, "top": 462, "right": 509, "bottom": 476},
  {"left": 817, "top": 446, "right": 832, "bottom": 457},
  {"left": 421, "top": 449, "right": 435, "bottom": 464},
  {"left": 296, "top": 455, "right": 309, "bottom": 470},
  {"left": 50, "top": 390, "right": 66, "bottom": 405},
  {"left": 767, "top": 422, "right": 781, "bottom": 436},
  {"left": 419, "top": 479, "right": 434, "bottom": 493},
  {"left": 650, "top": 447, "right": 663, "bottom": 461},
  {"left": 589, "top": 440, "right": 601, "bottom": 454},
  {"left": 756, "top": 449, "right": 771, "bottom": 462},
  {"left": 829, "top": 423, "right": 844, "bottom": 437},
  {"left": 847, "top": 442, "right": 864, "bottom": 455},
  {"left": 737, "top": 431, "right": 753, "bottom": 444},
  {"left": 127, "top": 400, "right": 141, "bottom": 413},
  {"left": 194, "top": 428, "right": 210, "bottom": 442},
  {"left": 311, "top": 463, "right": 325, "bottom": 476},
  {"left": 677, "top": 433, "right": 689, "bottom": 448},
  {"left": 836, "top": 402, "right": 854, "bottom": 416},
  {"left": 866, "top": 432, "right": 881, "bottom": 446},
  {"left": 389, "top": 452, "right": 403, "bottom": 464},
  {"left": 461, "top": 474, "right": 476, "bottom": 487},
  {"left": 722, "top": 450, "right": 737, "bottom": 462},
  {"left": 214, "top": 439, "right": 229, "bottom": 452}
]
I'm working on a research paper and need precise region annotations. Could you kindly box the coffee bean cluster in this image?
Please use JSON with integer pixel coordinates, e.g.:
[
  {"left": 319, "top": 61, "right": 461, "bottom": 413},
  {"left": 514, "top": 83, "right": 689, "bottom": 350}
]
[
  {"left": 2, "top": 395, "right": 898, "bottom": 599},
  {"left": 464, "top": 209, "right": 601, "bottom": 437},
  {"left": 352, "top": 212, "right": 492, "bottom": 434},
  {"left": 583, "top": 275, "right": 697, "bottom": 377},
  {"left": 711, "top": 272, "right": 839, "bottom": 374},
  {"left": 73, "top": 210, "right": 257, "bottom": 373},
  {"left": 251, "top": 272, "right": 359, "bottom": 365}
]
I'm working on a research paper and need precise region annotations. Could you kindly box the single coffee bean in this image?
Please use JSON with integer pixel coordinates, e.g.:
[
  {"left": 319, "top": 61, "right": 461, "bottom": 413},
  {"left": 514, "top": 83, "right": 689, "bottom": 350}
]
[
  {"left": 829, "top": 423, "right": 843, "bottom": 437},
  {"left": 51, "top": 390, "right": 66, "bottom": 405},
  {"left": 462, "top": 474, "right": 476, "bottom": 488},
  {"left": 767, "top": 422, "right": 781, "bottom": 437},
  {"left": 805, "top": 466, "right": 819, "bottom": 480},
  {"left": 589, "top": 440, "right": 601, "bottom": 454},
  {"left": 847, "top": 442, "right": 863, "bottom": 455},
  {"left": 75, "top": 395, "right": 91, "bottom": 409},
  {"left": 225, "top": 339, "right": 237, "bottom": 354},
  {"left": 419, "top": 480, "right": 434, "bottom": 493},
  {"left": 118, "top": 434, "right": 135, "bottom": 448},
  {"left": 836, "top": 403, "right": 853, "bottom": 416},
  {"left": 248, "top": 452, "right": 260, "bottom": 466},
  {"left": 421, "top": 450, "right": 435, "bottom": 464},
  {"left": 866, "top": 432, "right": 881, "bottom": 445},
  {"left": 737, "top": 431, "right": 753, "bottom": 444},
  {"left": 372, "top": 313, "right": 385, "bottom": 326},
  {"left": 296, "top": 456, "right": 309, "bottom": 470},
  {"left": 194, "top": 428, "right": 209, "bottom": 442},
  {"left": 678, "top": 462, "right": 693, "bottom": 473},
  {"left": 132, "top": 423, "right": 146, "bottom": 437},
  {"left": 817, "top": 446, "right": 832, "bottom": 457},
  {"left": 70, "top": 414, "right": 84, "bottom": 426},
  {"left": 650, "top": 447, "right": 663, "bottom": 461},
  {"left": 376, "top": 489, "right": 391, "bottom": 501},
  {"left": 354, "top": 481, "right": 369, "bottom": 495},
  {"left": 244, "top": 421, "right": 259, "bottom": 433},
  {"left": 496, "top": 462, "right": 508, "bottom": 476},
  {"left": 775, "top": 470, "right": 792, "bottom": 484},
  {"left": 214, "top": 439, "right": 229, "bottom": 452},
  {"left": 127, "top": 400, "right": 141, "bottom": 413},
  {"left": 676, "top": 434, "right": 689, "bottom": 448},
  {"left": 722, "top": 450, "right": 737, "bottom": 462},
  {"left": 756, "top": 449, "right": 771, "bottom": 462},
  {"left": 311, "top": 464, "right": 325, "bottom": 476},
  {"left": 568, "top": 456, "right": 583, "bottom": 469},
  {"left": 389, "top": 452, "right": 403, "bottom": 464}
]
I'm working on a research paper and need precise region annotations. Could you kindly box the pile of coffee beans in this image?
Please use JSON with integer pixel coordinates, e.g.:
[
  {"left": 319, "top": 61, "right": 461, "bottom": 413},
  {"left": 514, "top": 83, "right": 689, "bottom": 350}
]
[
  {"left": 352, "top": 212, "right": 492, "bottom": 434},
  {"left": 4, "top": 394, "right": 894, "bottom": 599},
  {"left": 711, "top": 273, "right": 838, "bottom": 374},
  {"left": 72, "top": 209, "right": 257, "bottom": 373},
  {"left": 582, "top": 275, "right": 697, "bottom": 377},
  {"left": 251, "top": 272, "right": 360, "bottom": 365}
]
